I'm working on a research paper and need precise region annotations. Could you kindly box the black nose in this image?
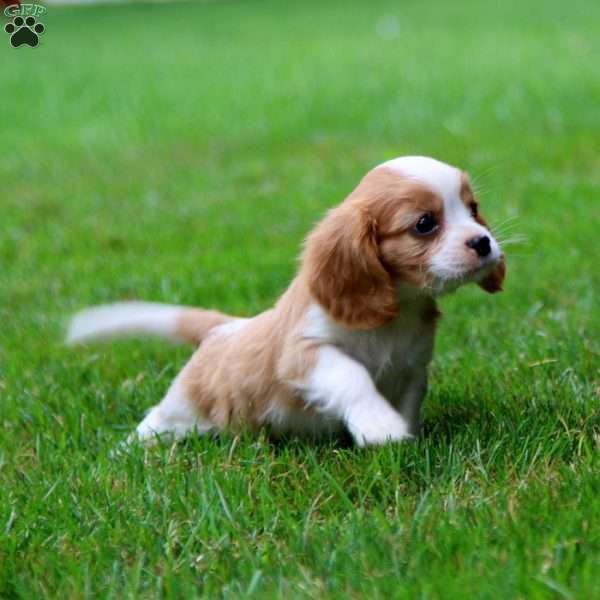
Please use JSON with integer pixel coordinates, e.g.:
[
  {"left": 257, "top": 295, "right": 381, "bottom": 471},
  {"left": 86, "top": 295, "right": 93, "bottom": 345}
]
[{"left": 467, "top": 235, "right": 491, "bottom": 257}]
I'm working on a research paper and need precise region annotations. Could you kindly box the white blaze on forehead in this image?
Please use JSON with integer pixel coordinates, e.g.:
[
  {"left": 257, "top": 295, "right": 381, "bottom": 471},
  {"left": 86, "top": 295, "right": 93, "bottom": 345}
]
[
  {"left": 378, "top": 155, "right": 474, "bottom": 225},
  {"left": 378, "top": 156, "right": 462, "bottom": 204}
]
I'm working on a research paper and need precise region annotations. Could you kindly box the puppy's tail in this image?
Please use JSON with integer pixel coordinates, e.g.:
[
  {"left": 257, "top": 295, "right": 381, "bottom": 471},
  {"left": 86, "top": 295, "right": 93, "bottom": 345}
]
[{"left": 66, "top": 302, "right": 234, "bottom": 346}]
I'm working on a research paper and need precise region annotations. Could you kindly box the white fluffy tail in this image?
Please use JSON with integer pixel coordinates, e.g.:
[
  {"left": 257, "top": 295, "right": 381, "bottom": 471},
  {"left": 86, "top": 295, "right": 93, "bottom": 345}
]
[
  {"left": 66, "top": 302, "right": 186, "bottom": 345},
  {"left": 66, "top": 301, "right": 234, "bottom": 346}
]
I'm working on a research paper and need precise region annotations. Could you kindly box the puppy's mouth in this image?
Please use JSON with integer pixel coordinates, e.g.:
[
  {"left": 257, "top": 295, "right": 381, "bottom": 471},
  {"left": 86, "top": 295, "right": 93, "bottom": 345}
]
[
  {"left": 427, "top": 255, "right": 501, "bottom": 294},
  {"left": 463, "top": 255, "right": 501, "bottom": 281},
  {"left": 470, "top": 258, "right": 496, "bottom": 276}
]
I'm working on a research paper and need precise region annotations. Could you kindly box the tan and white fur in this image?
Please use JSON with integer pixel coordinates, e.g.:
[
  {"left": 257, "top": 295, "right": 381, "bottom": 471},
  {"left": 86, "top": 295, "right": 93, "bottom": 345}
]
[{"left": 67, "top": 156, "right": 505, "bottom": 447}]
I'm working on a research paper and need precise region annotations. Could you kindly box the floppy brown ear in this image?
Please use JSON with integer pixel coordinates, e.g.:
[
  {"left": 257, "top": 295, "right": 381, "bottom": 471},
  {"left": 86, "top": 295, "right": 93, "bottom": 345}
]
[
  {"left": 479, "top": 255, "right": 506, "bottom": 293},
  {"left": 302, "top": 204, "right": 398, "bottom": 329}
]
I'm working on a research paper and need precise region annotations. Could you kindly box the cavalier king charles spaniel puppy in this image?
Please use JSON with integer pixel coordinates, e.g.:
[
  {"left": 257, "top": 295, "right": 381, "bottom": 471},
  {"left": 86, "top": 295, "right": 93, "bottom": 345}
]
[{"left": 68, "top": 156, "right": 505, "bottom": 446}]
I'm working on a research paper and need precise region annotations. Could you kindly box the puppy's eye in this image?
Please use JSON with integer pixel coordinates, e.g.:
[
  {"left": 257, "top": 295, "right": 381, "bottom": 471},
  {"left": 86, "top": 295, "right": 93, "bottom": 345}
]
[
  {"left": 470, "top": 202, "right": 478, "bottom": 218},
  {"left": 414, "top": 213, "right": 438, "bottom": 235}
]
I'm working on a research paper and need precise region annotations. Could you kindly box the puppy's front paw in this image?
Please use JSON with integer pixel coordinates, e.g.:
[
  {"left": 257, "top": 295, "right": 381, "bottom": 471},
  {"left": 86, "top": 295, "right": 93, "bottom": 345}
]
[{"left": 347, "top": 405, "right": 414, "bottom": 447}]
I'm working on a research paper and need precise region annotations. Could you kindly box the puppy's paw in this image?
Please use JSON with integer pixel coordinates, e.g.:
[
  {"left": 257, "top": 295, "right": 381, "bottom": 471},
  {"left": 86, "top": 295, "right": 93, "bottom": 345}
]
[{"left": 347, "top": 405, "right": 414, "bottom": 447}]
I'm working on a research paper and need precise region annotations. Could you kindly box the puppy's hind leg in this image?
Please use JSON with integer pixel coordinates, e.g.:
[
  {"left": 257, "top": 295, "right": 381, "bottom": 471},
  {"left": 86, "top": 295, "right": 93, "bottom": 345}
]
[{"left": 129, "top": 376, "right": 213, "bottom": 445}]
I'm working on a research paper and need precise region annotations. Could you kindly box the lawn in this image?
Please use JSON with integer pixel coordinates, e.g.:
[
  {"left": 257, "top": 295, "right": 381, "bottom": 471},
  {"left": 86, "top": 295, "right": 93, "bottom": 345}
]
[{"left": 1, "top": 0, "right": 599, "bottom": 597}]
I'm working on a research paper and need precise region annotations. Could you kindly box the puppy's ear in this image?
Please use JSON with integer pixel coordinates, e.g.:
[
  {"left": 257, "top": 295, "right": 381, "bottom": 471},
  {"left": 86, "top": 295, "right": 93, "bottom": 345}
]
[
  {"left": 479, "top": 255, "right": 506, "bottom": 293},
  {"left": 303, "top": 203, "right": 398, "bottom": 329},
  {"left": 475, "top": 212, "right": 506, "bottom": 293}
]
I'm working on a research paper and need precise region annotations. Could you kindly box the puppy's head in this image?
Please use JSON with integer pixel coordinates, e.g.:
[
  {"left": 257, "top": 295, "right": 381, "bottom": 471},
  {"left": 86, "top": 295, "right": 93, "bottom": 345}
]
[{"left": 303, "top": 156, "right": 505, "bottom": 329}]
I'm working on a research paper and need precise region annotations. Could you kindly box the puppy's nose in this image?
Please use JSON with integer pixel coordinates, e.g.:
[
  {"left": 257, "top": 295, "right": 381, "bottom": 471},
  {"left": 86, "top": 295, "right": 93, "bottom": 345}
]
[{"left": 467, "top": 235, "right": 491, "bottom": 257}]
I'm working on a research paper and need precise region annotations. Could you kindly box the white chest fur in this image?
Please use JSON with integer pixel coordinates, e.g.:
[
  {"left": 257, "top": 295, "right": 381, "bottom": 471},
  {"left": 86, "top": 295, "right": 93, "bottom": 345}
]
[
  {"left": 303, "top": 303, "right": 434, "bottom": 383},
  {"left": 263, "top": 303, "right": 436, "bottom": 439}
]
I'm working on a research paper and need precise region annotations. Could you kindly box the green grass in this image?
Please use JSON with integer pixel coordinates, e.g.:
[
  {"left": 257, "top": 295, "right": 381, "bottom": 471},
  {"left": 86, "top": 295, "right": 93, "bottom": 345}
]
[{"left": 1, "top": 0, "right": 599, "bottom": 597}]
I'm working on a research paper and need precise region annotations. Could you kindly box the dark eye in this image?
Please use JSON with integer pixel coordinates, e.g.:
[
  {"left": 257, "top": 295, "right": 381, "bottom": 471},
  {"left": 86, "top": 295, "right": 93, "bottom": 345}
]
[
  {"left": 414, "top": 213, "right": 438, "bottom": 235},
  {"left": 470, "top": 202, "right": 478, "bottom": 218}
]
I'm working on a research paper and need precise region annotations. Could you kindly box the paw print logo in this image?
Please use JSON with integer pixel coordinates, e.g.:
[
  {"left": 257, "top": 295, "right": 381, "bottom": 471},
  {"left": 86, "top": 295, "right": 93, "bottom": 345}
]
[{"left": 4, "top": 15, "right": 45, "bottom": 48}]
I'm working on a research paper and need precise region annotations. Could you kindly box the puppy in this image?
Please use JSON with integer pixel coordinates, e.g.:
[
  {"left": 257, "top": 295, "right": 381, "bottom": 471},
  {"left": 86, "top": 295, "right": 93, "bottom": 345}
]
[{"left": 67, "top": 156, "right": 505, "bottom": 446}]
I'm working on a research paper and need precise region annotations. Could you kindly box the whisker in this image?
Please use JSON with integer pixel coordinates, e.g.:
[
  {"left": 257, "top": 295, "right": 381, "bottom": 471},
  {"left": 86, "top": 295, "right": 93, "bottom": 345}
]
[
  {"left": 492, "top": 223, "right": 522, "bottom": 237},
  {"left": 492, "top": 226, "right": 520, "bottom": 236},
  {"left": 496, "top": 232, "right": 528, "bottom": 240},
  {"left": 471, "top": 182, "right": 489, "bottom": 197},
  {"left": 491, "top": 215, "right": 520, "bottom": 230},
  {"left": 470, "top": 163, "right": 505, "bottom": 196},
  {"left": 473, "top": 164, "right": 503, "bottom": 178},
  {"left": 501, "top": 251, "right": 534, "bottom": 258},
  {"left": 493, "top": 221, "right": 520, "bottom": 233},
  {"left": 493, "top": 227, "right": 521, "bottom": 239},
  {"left": 497, "top": 235, "right": 529, "bottom": 246}
]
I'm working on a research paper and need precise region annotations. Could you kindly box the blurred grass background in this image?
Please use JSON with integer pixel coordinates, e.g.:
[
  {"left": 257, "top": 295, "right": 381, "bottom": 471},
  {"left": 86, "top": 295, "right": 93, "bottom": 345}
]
[{"left": 0, "top": 0, "right": 599, "bottom": 598}]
